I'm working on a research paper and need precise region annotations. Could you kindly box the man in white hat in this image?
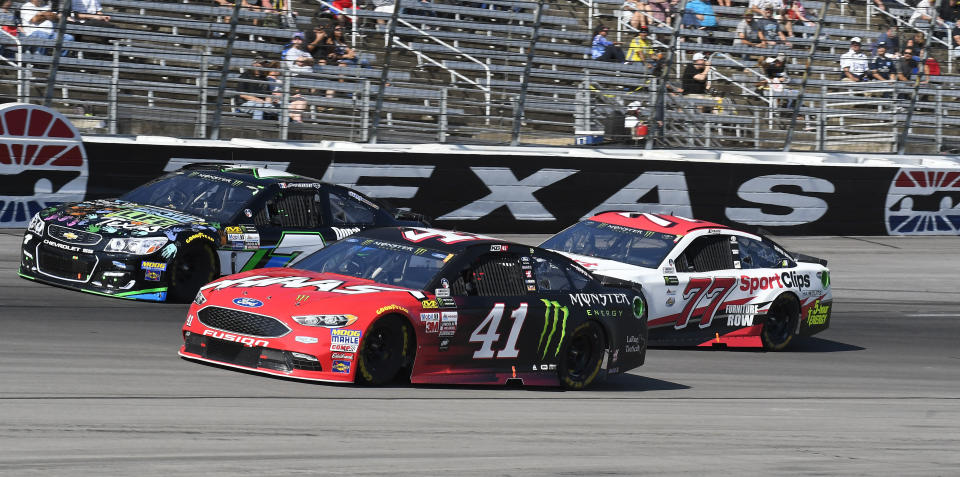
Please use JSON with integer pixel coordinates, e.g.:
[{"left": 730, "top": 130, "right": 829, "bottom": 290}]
[{"left": 840, "top": 36, "right": 869, "bottom": 82}]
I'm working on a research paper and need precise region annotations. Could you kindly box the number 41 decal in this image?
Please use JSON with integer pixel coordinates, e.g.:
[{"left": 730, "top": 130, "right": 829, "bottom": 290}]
[
  {"left": 470, "top": 303, "right": 528, "bottom": 359},
  {"left": 676, "top": 277, "right": 736, "bottom": 329}
]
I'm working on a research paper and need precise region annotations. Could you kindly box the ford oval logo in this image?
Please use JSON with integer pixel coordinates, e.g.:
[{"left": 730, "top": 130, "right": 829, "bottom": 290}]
[{"left": 233, "top": 297, "right": 263, "bottom": 308}]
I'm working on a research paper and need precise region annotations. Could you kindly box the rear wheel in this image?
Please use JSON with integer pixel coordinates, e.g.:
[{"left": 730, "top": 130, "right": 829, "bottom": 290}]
[
  {"left": 761, "top": 294, "right": 799, "bottom": 351},
  {"left": 168, "top": 244, "right": 217, "bottom": 303},
  {"left": 356, "top": 316, "right": 413, "bottom": 386},
  {"left": 558, "top": 321, "right": 606, "bottom": 390}
]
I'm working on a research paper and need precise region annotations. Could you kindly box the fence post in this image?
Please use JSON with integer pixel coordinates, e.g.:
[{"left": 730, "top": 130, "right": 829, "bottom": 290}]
[
  {"left": 898, "top": 0, "right": 943, "bottom": 154},
  {"left": 360, "top": 80, "right": 371, "bottom": 143},
  {"left": 43, "top": 0, "right": 71, "bottom": 107},
  {"left": 784, "top": 0, "right": 832, "bottom": 151},
  {"left": 510, "top": 0, "right": 545, "bottom": 147},
  {"left": 197, "top": 47, "right": 210, "bottom": 138},
  {"left": 280, "top": 63, "right": 290, "bottom": 140},
  {"left": 936, "top": 85, "right": 942, "bottom": 151},
  {"left": 369, "top": 0, "right": 403, "bottom": 144},
  {"left": 648, "top": 0, "right": 689, "bottom": 150},
  {"left": 210, "top": 0, "right": 243, "bottom": 141},
  {"left": 439, "top": 87, "right": 448, "bottom": 143},
  {"left": 109, "top": 41, "right": 119, "bottom": 135}
]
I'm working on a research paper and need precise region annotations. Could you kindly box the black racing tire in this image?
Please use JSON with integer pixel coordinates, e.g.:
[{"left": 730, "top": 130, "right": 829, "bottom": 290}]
[
  {"left": 356, "top": 316, "right": 414, "bottom": 386},
  {"left": 761, "top": 294, "right": 800, "bottom": 351},
  {"left": 167, "top": 243, "right": 217, "bottom": 303},
  {"left": 558, "top": 321, "right": 606, "bottom": 390}
]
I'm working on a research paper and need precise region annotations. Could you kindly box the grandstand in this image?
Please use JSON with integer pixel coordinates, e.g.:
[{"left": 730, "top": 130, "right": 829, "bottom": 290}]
[{"left": 0, "top": 0, "right": 957, "bottom": 152}]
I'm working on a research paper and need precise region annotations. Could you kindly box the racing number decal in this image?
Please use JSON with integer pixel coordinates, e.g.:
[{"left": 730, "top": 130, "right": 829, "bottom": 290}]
[
  {"left": 676, "top": 277, "right": 737, "bottom": 329},
  {"left": 470, "top": 303, "right": 528, "bottom": 359}
]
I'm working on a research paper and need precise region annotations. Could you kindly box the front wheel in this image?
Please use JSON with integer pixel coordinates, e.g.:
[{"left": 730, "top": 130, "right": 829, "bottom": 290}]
[
  {"left": 761, "top": 294, "right": 799, "bottom": 351},
  {"left": 167, "top": 244, "right": 217, "bottom": 303},
  {"left": 558, "top": 321, "right": 606, "bottom": 390},
  {"left": 356, "top": 316, "right": 413, "bottom": 386}
]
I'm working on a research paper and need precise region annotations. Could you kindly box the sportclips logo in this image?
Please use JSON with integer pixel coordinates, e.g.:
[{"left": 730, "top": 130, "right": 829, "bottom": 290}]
[
  {"left": 0, "top": 103, "right": 88, "bottom": 227},
  {"left": 885, "top": 169, "right": 960, "bottom": 235}
]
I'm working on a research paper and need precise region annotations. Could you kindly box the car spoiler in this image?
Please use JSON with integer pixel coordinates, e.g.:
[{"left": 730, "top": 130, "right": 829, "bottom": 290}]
[{"left": 794, "top": 253, "right": 828, "bottom": 266}]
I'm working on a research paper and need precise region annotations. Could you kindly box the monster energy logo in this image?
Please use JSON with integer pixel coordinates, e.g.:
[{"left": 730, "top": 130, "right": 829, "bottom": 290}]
[{"left": 538, "top": 300, "right": 569, "bottom": 359}]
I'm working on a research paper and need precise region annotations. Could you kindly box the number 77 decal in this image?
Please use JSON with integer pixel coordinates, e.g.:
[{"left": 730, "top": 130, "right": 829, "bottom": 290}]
[{"left": 676, "top": 277, "right": 737, "bottom": 329}]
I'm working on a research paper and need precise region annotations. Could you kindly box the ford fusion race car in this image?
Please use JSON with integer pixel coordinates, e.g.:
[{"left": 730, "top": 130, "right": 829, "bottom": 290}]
[
  {"left": 179, "top": 227, "right": 648, "bottom": 389},
  {"left": 19, "top": 164, "right": 426, "bottom": 302},
  {"left": 541, "top": 212, "right": 832, "bottom": 350}
]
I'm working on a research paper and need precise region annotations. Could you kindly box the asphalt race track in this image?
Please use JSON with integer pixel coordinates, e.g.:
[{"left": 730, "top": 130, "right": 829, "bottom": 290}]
[{"left": 1, "top": 230, "right": 958, "bottom": 476}]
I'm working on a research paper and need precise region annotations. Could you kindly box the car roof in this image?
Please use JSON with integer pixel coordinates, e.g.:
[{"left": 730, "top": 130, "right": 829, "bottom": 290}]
[
  {"left": 588, "top": 211, "right": 730, "bottom": 235},
  {"left": 355, "top": 227, "right": 513, "bottom": 253},
  {"left": 178, "top": 164, "right": 322, "bottom": 185}
]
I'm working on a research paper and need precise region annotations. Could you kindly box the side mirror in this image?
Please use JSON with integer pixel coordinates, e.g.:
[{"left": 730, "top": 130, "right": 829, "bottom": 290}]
[{"left": 266, "top": 201, "right": 282, "bottom": 226}]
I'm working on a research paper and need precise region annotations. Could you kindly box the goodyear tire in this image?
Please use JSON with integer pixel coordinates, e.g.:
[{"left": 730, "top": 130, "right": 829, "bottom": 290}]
[
  {"left": 558, "top": 321, "right": 606, "bottom": 390},
  {"left": 761, "top": 294, "right": 799, "bottom": 351},
  {"left": 356, "top": 316, "right": 413, "bottom": 386},
  {"left": 168, "top": 243, "right": 217, "bottom": 303}
]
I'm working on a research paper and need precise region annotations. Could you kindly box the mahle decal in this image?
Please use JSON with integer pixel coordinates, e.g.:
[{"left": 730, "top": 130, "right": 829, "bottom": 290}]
[{"left": 538, "top": 299, "right": 569, "bottom": 359}]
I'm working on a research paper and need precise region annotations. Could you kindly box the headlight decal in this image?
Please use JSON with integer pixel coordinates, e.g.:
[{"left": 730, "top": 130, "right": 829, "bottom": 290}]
[{"left": 292, "top": 314, "right": 359, "bottom": 328}]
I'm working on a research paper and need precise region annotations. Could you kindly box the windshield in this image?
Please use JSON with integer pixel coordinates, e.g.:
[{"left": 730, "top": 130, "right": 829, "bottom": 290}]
[
  {"left": 292, "top": 237, "right": 452, "bottom": 290},
  {"left": 120, "top": 172, "right": 260, "bottom": 223},
  {"left": 540, "top": 220, "right": 679, "bottom": 268}
]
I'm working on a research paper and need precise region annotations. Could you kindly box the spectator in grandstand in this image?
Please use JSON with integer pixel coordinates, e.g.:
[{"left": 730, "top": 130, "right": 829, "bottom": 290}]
[
  {"left": 840, "top": 37, "right": 869, "bottom": 82},
  {"left": 757, "top": 7, "right": 791, "bottom": 47},
  {"left": 305, "top": 23, "right": 331, "bottom": 60},
  {"left": 871, "top": 25, "right": 899, "bottom": 55},
  {"left": 683, "top": 0, "right": 718, "bottom": 43},
  {"left": 735, "top": 11, "right": 767, "bottom": 49},
  {"left": 645, "top": 0, "right": 672, "bottom": 26},
  {"left": 943, "top": 0, "right": 960, "bottom": 27},
  {"left": 212, "top": 0, "right": 260, "bottom": 29},
  {"left": 0, "top": 0, "right": 17, "bottom": 37},
  {"left": 910, "top": 0, "right": 954, "bottom": 30},
  {"left": 785, "top": 0, "right": 815, "bottom": 30},
  {"left": 897, "top": 45, "right": 923, "bottom": 82},
  {"left": 681, "top": 52, "right": 710, "bottom": 95},
  {"left": 623, "top": 0, "right": 646, "bottom": 30},
  {"left": 284, "top": 32, "right": 316, "bottom": 74},
  {"left": 591, "top": 25, "right": 627, "bottom": 63},
  {"left": 903, "top": 32, "right": 926, "bottom": 55},
  {"left": 371, "top": 0, "right": 396, "bottom": 30},
  {"left": 70, "top": 0, "right": 111, "bottom": 28},
  {"left": 748, "top": 0, "right": 783, "bottom": 18},
  {"left": 20, "top": 0, "right": 76, "bottom": 56},
  {"left": 265, "top": 63, "right": 308, "bottom": 122},
  {"left": 325, "top": 25, "right": 368, "bottom": 67},
  {"left": 236, "top": 57, "right": 278, "bottom": 120},
  {"left": 867, "top": 42, "right": 900, "bottom": 81},
  {"left": 627, "top": 26, "right": 655, "bottom": 63}
]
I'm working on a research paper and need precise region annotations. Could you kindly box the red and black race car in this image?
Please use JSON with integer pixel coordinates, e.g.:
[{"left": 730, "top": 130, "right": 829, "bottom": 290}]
[{"left": 180, "top": 227, "right": 648, "bottom": 389}]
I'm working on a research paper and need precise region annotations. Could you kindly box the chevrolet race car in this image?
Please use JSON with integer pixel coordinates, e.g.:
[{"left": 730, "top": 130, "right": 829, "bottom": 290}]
[
  {"left": 179, "top": 227, "right": 649, "bottom": 389},
  {"left": 541, "top": 212, "right": 832, "bottom": 350},
  {"left": 19, "top": 164, "right": 426, "bottom": 302}
]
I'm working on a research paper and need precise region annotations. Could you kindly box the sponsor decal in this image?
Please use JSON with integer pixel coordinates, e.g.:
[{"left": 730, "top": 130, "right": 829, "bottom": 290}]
[
  {"left": 739, "top": 272, "right": 811, "bottom": 294},
  {"left": 568, "top": 293, "right": 629, "bottom": 307},
  {"left": 185, "top": 314, "right": 193, "bottom": 326},
  {"left": 632, "top": 296, "right": 645, "bottom": 318},
  {"left": 439, "top": 311, "right": 458, "bottom": 337},
  {"left": 186, "top": 233, "right": 214, "bottom": 244},
  {"left": 224, "top": 226, "right": 243, "bottom": 235},
  {"left": 201, "top": 275, "right": 410, "bottom": 294},
  {"left": 538, "top": 300, "right": 569, "bottom": 359},
  {"left": 144, "top": 270, "right": 162, "bottom": 281},
  {"left": 666, "top": 297, "right": 675, "bottom": 306},
  {"left": 295, "top": 336, "right": 319, "bottom": 344},
  {"left": 435, "top": 287, "right": 451, "bottom": 298},
  {"left": 420, "top": 299, "right": 438, "bottom": 309},
  {"left": 885, "top": 169, "right": 960, "bottom": 235},
  {"left": 420, "top": 312, "right": 440, "bottom": 333},
  {"left": 437, "top": 297, "right": 457, "bottom": 308},
  {"left": 376, "top": 304, "right": 409, "bottom": 315},
  {"left": 42, "top": 239, "right": 92, "bottom": 254},
  {"left": 330, "top": 329, "right": 362, "bottom": 353},
  {"left": 611, "top": 349, "right": 620, "bottom": 363},
  {"left": 664, "top": 276, "right": 679, "bottom": 286},
  {"left": 331, "top": 352, "right": 354, "bottom": 360},
  {"left": 725, "top": 304, "right": 758, "bottom": 326},
  {"left": 490, "top": 244, "right": 509, "bottom": 252},
  {"left": 227, "top": 233, "right": 244, "bottom": 242},
  {"left": 332, "top": 227, "right": 360, "bottom": 240},
  {"left": 203, "top": 329, "right": 268, "bottom": 347},
  {"left": 141, "top": 261, "right": 167, "bottom": 271},
  {"left": 625, "top": 334, "right": 643, "bottom": 353},
  {"left": 806, "top": 299, "right": 830, "bottom": 325},
  {"left": 332, "top": 360, "right": 352, "bottom": 373},
  {"left": 439, "top": 337, "right": 451, "bottom": 351},
  {"left": 440, "top": 278, "right": 450, "bottom": 288},
  {"left": 586, "top": 309, "right": 623, "bottom": 317},
  {"left": 232, "top": 297, "right": 264, "bottom": 308}
]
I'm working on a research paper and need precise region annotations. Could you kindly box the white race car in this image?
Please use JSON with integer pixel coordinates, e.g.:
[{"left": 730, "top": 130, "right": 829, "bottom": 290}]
[{"left": 541, "top": 212, "right": 832, "bottom": 350}]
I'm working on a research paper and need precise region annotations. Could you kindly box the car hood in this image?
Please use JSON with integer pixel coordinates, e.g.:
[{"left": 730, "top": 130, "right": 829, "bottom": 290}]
[
  {"left": 37, "top": 199, "right": 216, "bottom": 239},
  {"left": 555, "top": 251, "right": 665, "bottom": 283},
  {"left": 197, "top": 268, "right": 425, "bottom": 315}
]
